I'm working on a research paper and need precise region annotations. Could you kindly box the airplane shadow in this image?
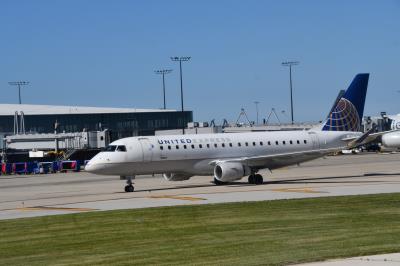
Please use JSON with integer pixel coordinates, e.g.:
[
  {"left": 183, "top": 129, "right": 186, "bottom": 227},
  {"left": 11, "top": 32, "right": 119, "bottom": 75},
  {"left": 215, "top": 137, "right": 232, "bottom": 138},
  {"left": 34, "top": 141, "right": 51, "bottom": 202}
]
[
  {"left": 120, "top": 172, "right": 400, "bottom": 193},
  {"left": 117, "top": 183, "right": 218, "bottom": 193},
  {"left": 234, "top": 172, "right": 400, "bottom": 186}
]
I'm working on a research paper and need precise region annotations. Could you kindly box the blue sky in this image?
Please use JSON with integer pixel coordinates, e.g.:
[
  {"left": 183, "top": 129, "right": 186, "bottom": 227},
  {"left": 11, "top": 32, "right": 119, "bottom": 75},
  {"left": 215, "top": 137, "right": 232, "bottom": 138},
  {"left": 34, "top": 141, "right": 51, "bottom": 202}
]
[{"left": 1, "top": 0, "right": 399, "bottom": 123}]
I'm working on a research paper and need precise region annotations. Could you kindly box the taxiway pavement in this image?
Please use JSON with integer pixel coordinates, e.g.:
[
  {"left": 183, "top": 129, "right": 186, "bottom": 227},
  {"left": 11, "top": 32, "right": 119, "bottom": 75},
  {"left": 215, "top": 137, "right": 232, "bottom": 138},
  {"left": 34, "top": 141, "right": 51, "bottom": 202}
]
[
  {"left": 294, "top": 252, "right": 400, "bottom": 265},
  {"left": 1, "top": 152, "right": 400, "bottom": 220}
]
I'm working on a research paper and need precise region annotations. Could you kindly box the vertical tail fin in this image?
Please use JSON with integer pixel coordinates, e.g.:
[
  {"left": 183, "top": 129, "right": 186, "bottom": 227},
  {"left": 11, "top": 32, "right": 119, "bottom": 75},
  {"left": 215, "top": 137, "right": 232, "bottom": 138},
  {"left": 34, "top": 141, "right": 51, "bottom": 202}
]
[{"left": 321, "top": 73, "right": 369, "bottom": 132}]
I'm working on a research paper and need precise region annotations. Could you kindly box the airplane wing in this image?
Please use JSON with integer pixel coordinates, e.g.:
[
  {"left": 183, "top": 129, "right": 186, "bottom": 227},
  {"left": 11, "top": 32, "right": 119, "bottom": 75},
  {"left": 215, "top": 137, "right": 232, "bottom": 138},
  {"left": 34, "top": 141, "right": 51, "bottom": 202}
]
[
  {"left": 343, "top": 128, "right": 400, "bottom": 148},
  {"left": 209, "top": 147, "right": 342, "bottom": 170},
  {"left": 209, "top": 128, "right": 399, "bottom": 171}
]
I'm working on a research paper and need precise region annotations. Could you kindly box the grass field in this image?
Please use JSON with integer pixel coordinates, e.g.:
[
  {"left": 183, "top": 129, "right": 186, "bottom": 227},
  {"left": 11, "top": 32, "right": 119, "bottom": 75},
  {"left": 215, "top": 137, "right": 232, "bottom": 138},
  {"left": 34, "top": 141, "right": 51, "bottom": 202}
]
[{"left": 1, "top": 193, "right": 400, "bottom": 265}]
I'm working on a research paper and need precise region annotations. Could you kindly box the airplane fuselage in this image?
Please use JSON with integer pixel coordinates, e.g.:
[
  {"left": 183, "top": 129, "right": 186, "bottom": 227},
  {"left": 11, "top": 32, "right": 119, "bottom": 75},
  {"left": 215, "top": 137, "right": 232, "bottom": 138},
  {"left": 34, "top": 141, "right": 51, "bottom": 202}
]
[
  {"left": 86, "top": 130, "right": 360, "bottom": 177},
  {"left": 380, "top": 114, "right": 400, "bottom": 148}
]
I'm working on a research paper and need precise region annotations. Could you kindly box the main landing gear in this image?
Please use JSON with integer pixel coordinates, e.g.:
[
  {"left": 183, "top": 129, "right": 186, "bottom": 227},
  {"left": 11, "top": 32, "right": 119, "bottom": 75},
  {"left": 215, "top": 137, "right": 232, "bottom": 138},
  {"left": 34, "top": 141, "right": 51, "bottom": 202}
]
[
  {"left": 213, "top": 174, "right": 264, "bottom": 186},
  {"left": 121, "top": 176, "right": 135, "bottom": 192},
  {"left": 214, "top": 178, "right": 226, "bottom": 186},
  {"left": 248, "top": 174, "right": 263, "bottom": 185}
]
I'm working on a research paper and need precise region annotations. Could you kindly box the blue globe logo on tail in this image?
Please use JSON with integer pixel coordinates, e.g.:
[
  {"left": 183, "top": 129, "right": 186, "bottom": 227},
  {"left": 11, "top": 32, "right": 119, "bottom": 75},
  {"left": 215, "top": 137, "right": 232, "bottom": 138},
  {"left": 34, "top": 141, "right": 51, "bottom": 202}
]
[
  {"left": 322, "top": 98, "right": 360, "bottom": 131},
  {"left": 321, "top": 73, "right": 369, "bottom": 132}
]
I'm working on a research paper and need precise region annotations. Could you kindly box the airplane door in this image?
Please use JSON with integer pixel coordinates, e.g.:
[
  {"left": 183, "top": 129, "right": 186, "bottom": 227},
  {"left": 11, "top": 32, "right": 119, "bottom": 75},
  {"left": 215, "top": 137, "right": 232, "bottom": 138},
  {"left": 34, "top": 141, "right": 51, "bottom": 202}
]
[
  {"left": 138, "top": 138, "right": 153, "bottom": 162},
  {"left": 160, "top": 145, "right": 167, "bottom": 160},
  {"left": 308, "top": 132, "right": 320, "bottom": 149}
]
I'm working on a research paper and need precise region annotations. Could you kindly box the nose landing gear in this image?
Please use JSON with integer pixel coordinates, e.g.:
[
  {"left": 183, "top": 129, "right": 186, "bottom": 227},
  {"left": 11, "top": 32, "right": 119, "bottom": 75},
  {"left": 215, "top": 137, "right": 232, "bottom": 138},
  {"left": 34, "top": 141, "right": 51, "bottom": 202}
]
[
  {"left": 121, "top": 176, "right": 135, "bottom": 192},
  {"left": 125, "top": 185, "right": 134, "bottom": 192}
]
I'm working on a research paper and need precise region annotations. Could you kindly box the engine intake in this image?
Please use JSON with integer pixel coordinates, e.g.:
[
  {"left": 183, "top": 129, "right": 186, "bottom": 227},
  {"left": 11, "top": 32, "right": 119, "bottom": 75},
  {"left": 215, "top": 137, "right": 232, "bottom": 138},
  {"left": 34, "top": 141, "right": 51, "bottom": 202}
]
[
  {"left": 214, "top": 162, "right": 250, "bottom": 182},
  {"left": 163, "top": 173, "right": 192, "bottom": 181}
]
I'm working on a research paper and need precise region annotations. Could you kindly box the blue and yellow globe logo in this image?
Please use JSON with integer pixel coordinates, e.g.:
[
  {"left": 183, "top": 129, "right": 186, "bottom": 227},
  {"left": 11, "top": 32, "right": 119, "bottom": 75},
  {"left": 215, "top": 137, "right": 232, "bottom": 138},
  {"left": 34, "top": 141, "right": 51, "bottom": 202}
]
[{"left": 322, "top": 98, "right": 360, "bottom": 131}]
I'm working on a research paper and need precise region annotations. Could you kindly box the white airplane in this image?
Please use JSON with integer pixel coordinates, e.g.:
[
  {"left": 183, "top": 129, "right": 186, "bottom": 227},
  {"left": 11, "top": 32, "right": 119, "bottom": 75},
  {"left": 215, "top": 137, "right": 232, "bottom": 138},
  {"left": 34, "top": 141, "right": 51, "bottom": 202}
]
[
  {"left": 86, "top": 74, "right": 373, "bottom": 192},
  {"left": 381, "top": 114, "right": 400, "bottom": 148}
]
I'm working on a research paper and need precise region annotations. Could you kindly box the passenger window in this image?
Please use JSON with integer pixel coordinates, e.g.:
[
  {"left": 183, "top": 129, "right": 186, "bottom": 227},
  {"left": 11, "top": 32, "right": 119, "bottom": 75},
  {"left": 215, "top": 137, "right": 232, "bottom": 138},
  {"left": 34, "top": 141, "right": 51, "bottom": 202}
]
[
  {"left": 116, "top": 145, "right": 127, "bottom": 152},
  {"left": 297, "top": 140, "right": 300, "bottom": 144},
  {"left": 207, "top": 144, "right": 210, "bottom": 148},
  {"left": 214, "top": 143, "right": 218, "bottom": 148},
  {"left": 191, "top": 144, "right": 195, "bottom": 149},
  {"left": 260, "top": 141, "right": 263, "bottom": 146},
  {"left": 238, "top": 143, "right": 241, "bottom": 147},
  {"left": 290, "top": 140, "right": 293, "bottom": 144},
  {"left": 252, "top": 142, "right": 256, "bottom": 146},
  {"left": 268, "top": 141, "right": 271, "bottom": 145},
  {"left": 304, "top": 140, "right": 307, "bottom": 144},
  {"left": 222, "top": 143, "right": 225, "bottom": 148},
  {"left": 245, "top": 142, "right": 249, "bottom": 146},
  {"left": 229, "top": 143, "right": 233, "bottom": 147},
  {"left": 176, "top": 145, "right": 179, "bottom": 149},
  {"left": 184, "top": 145, "right": 187, "bottom": 149},
  {"left": 283, "top": 141, "right": 286, "bottom": 145},
  {"left": 160, "top": 146, "right": 164, "bottom": 150},
  {"left": 168, "top": 145, "right": 171, "bottom": 150},
  {"left": 275, "top": 141, "right": 279, "bottom": 145},
  {"left": 199, "top": 144, "right": 203, "bottom": 148}
]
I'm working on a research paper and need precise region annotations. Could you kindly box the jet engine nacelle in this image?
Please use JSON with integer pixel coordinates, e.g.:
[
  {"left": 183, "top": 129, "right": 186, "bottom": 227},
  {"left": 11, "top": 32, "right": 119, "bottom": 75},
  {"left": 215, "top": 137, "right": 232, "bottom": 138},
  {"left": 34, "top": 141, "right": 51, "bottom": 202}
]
[
  {"left": 382, "top": 132, "right": 400, "bottom": 148},
  {"left": 214, "top": 162, "right": 251, "bottom": 182},
  {"left": 163, "top": 173, "right": 192, "bottom": 181}
]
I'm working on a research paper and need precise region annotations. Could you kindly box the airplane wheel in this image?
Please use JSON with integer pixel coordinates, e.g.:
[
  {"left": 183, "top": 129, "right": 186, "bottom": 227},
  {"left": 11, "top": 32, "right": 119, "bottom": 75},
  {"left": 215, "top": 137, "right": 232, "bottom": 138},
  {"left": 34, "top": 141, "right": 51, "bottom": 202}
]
[
  {"left": 248, "top": 175, "right": 255, "bottom": 184},
  {"left": 254, "top": 174, "right": 263, "bottom": 185},
  {"left": 214, "top": 178, "right": 225, "bottom": 186},
  {"left": 125, "top": 185, "right": 134, "bottom": 192}
]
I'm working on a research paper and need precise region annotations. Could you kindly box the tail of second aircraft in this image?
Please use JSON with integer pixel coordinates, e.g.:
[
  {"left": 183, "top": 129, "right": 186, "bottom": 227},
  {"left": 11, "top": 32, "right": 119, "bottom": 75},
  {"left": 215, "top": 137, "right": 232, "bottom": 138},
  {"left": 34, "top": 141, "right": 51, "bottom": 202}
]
[{"left": 319, "top": 73, "right": 369, "bottom": 132}]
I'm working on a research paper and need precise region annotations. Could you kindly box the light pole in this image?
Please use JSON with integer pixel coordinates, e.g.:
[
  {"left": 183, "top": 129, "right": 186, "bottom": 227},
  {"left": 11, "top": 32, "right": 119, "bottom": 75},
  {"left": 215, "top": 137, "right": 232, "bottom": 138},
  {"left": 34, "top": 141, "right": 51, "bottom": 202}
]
[
  {"left": 154, "top": 69, "right": 172, "bottom": 109},
  {"left": 8, "top": 81, "right": 29, "bottom": 104},
  {"left": 282, "top": 61, "right": 299, "bottom": 124},
  {"left": 171, "top": 56, "right": 191, "bottom": 134},
  {"left": 254, "top": 101, "right": 260, "bottom": 125}
]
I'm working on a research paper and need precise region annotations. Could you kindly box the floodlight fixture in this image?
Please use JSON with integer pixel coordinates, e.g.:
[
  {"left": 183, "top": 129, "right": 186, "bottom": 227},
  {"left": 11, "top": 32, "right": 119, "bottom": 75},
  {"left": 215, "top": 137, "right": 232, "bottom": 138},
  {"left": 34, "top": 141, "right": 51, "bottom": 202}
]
[
  {"left": 170, "top": 56, "right": 191, "bottom": 134},
  {"left": 154, "top": 69, "right": 173, "bottom": 109},
  {"left": 281, "top": 61, "right": 300, "bottom": 124},
  {"left": 8, "top": 81, "right": 30, "bottom": 104}
]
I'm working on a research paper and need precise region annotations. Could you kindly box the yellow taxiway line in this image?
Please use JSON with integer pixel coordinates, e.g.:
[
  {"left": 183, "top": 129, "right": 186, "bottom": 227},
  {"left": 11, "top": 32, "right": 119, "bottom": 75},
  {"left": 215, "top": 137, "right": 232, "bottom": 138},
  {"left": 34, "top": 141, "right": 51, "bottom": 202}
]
[
  {"left": 148, "top": 195, "right": 206, "bottom": 201},
  {"left": 271, "top": 187, "right": 327, "bottom": 194}
]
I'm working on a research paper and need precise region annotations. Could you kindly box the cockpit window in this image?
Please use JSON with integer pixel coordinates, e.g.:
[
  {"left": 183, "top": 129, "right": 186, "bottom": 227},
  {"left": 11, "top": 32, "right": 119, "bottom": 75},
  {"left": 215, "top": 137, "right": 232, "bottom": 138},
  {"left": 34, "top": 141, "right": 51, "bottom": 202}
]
[
  {"left": 105, "top": 145, "right": 117, "bottom": 152},
  {"left": 116, "top": 145, "right": 127, "bottom": 152}
]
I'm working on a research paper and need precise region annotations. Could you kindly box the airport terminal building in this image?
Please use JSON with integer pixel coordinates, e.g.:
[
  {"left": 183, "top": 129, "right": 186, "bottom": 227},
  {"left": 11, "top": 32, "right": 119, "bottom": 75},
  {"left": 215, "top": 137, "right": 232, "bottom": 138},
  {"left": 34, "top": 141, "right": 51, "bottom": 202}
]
[{"left": 0, "top": 104, "right": 193, "bottom": 141}]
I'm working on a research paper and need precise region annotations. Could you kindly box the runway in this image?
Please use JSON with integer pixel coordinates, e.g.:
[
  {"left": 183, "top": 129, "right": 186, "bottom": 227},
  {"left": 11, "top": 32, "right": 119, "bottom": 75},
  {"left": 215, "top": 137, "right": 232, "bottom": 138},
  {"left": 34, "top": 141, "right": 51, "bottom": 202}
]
[{"left": 1, "top": 152, "right": 400, "bottom": 220}]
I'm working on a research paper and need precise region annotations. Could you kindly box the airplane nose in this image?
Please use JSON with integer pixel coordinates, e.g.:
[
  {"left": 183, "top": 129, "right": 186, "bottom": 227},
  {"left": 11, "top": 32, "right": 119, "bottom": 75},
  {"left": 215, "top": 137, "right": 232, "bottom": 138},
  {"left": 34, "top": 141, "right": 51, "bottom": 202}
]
[
  {"left": 84, "top": 161, "right": 94, "bottom": 172},
  {"left": 85, "top": 160, "right": 103, "bottom": 173}
]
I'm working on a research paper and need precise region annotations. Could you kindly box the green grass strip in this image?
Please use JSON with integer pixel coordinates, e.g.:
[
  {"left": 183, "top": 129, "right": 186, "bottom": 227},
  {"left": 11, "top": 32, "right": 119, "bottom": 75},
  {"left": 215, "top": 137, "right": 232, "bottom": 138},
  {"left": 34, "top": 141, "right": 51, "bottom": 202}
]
[{"left": 1, "top": 193, "right": 400, "bottom": 265}]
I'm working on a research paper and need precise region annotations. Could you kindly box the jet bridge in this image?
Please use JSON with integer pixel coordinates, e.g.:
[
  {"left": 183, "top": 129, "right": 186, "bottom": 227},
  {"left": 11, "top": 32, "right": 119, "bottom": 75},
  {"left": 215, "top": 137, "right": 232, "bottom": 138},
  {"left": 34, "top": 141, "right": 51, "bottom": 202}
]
[{"left": 4, "top": 130, "right": 110, "bottom": 151}]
